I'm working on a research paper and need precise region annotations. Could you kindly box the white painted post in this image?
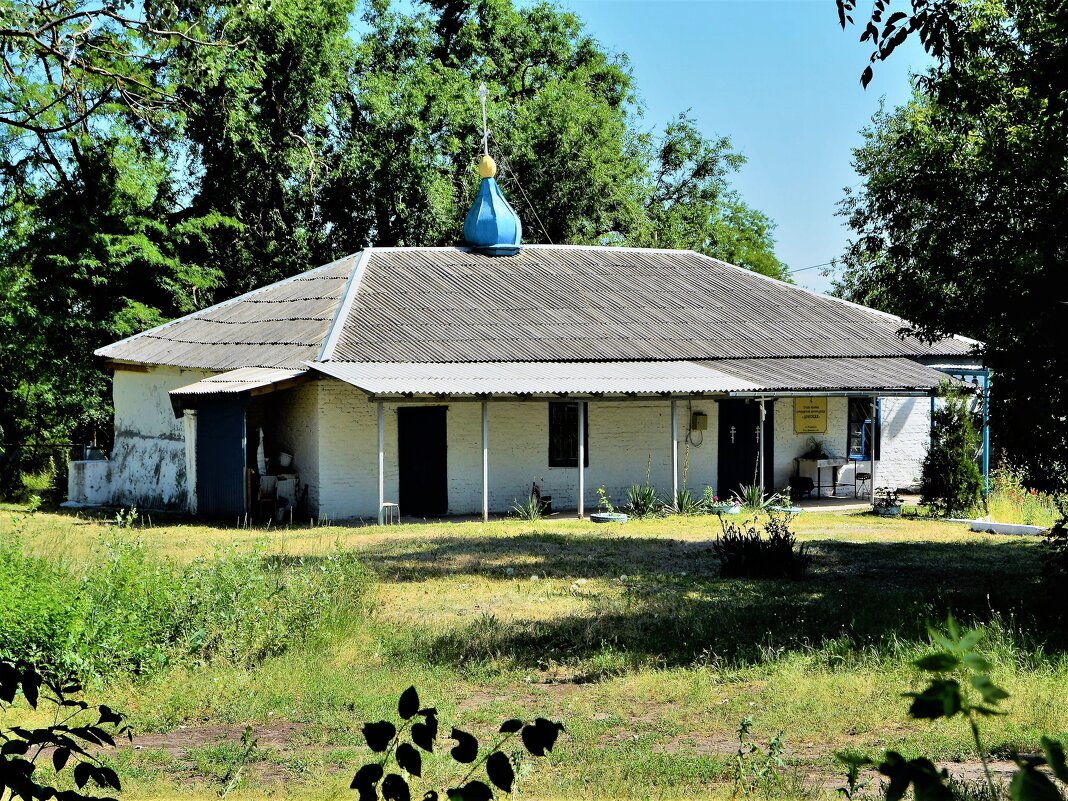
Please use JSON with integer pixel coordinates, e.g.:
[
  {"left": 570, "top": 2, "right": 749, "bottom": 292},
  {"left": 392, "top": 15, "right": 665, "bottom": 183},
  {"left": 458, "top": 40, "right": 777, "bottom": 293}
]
[
  {"left": 377, "top": 401, "right": 385, "bottom": 525},
  {"left": 870, "top": 396, "right": 878, "bottom": 509},
  {"left": 577, "top": 401, "right": 585, "bottom": 518},
  {"left": 481, "top": 400, "right": 489, "bottom": 522},
  {"left": 758, "top": 399, "right": 766, "bottom": 492},
  {"left": 671, "top": 399, "right": 679, "bottom": 502}
]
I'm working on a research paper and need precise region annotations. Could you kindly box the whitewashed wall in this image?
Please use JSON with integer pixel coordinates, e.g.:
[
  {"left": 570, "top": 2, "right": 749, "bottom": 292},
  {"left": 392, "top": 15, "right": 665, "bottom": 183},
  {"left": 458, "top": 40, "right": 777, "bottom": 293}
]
[
  {"left": 874, "top": 396, "right": 930, "bottom": 490},
  {"left": 770, "top": 397, "right": 851, "bottom": 491},
  {"left": 315, "top": 380, "right": 719, "bottom": 520},
  {"left": 108, "top": 366, "right": 214, "bottom": 509},
  {"left": 770, "top": 395, "right": 931, "bottom": 495}
]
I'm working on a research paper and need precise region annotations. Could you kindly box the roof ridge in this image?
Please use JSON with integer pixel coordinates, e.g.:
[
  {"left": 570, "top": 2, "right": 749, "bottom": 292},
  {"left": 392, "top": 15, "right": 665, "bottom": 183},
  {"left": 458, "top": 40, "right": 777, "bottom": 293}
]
[
  {"left": 94, "top": 256, "right": 355, "bottom": 358},
  {"left": 317, "top": 248, "right": 373, "bottom": 361}
]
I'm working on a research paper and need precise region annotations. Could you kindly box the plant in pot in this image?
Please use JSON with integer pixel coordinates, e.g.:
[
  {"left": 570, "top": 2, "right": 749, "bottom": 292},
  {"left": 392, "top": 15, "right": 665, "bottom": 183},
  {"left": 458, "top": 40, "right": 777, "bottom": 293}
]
[
  {"left": 591, "top": 486, "right": 628, "bottom": 523},
  {"left": 801, "top": 436, "right": 832, "bottom": 460},
  {"left": 873, "top": 486, "right": 903, "bottom": 517}
]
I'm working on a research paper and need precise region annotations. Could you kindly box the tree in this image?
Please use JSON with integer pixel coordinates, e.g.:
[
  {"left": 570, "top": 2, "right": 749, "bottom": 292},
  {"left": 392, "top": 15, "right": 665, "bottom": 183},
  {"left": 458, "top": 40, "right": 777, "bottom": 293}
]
[
  {"left": 920, "top": 387, "right": 984, "bottom": 518},
  {"left": 833, "top": 0, "right": 1068, "bottom": 497},
  {"left": 322, "top": 0, "right": 788, "bottom": 278},
  {"left": 0, "top": 1, "right": 234, "bottom": 190},
  {"left": 0, "top": 135, "right": 232, "bottom": 458},
  {"left": 179, "top": 0, "right": 356, "bottom": 293}
]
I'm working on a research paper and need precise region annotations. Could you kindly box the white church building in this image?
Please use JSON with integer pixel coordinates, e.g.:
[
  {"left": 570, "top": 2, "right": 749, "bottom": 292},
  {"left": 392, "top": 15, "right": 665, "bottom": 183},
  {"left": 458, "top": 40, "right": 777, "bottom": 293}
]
[{"left": 70, "top": 156, "right": 985, "bottom": 522}]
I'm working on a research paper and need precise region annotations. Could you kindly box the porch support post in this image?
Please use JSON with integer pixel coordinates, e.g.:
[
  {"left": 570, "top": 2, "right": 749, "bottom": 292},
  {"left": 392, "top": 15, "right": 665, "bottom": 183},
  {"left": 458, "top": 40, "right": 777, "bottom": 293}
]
[
  {"left": 377, "top": 400, "right": 385, "bottom": 525},
  {"left": 481, "top": 400, "right": 489, "bottom": 522},
  {"left": 671, "top": 399, "right": 679, "bottom": 502},
  {"left": 982, "top": 373, "right": 991, "bottom": 496},
  {"left": 870, "top": 395, "right": 878, "bottom": 510},
  {"left": 758, "top": 399, "right": 766, "bottom": 492},
  {"left": 576, "top": 401, "right": 585, "bottom": 521}
]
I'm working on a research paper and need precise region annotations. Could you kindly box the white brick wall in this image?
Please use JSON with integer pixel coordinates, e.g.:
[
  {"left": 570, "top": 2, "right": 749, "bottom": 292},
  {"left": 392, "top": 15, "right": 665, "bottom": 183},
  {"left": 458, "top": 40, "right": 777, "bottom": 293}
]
[
  {"left": 875, "top": 396, "right": 930, "bottom": 490},
  {"left": 271, "top": 381, "right": 322, "bottom": 513},
  {"left": 770, "top": 395, "right": 931, "bottom": 495},
  {"left": 86, "top": 373, "right": 938, "bottom": 515},
  {"left": 314, "top": 381, "right": 720, "bottom": 520}
]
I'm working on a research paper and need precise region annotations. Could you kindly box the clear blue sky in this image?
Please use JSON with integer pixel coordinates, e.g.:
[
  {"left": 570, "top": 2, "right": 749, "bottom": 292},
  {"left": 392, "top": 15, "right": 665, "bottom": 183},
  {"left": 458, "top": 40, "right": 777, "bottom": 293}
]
[{"left": 562, "top": 0, "right": 926, "bottom": 292}]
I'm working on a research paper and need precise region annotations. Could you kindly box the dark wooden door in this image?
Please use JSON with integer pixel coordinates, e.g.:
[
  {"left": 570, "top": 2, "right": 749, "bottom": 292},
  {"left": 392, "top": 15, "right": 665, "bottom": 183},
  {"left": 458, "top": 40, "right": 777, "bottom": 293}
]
[
  {"left": 197, "top": 396, "right": 247, "bottom": 518},
  {"left": 717, "top": 400, "right": 775, "bottom": 497},
  {"left": 398, "top": 407, "right": 448, "bottom": 516}
]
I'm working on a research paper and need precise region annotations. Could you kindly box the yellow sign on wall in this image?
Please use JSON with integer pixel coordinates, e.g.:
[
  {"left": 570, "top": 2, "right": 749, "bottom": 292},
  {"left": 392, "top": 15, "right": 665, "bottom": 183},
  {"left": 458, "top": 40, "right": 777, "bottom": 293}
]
[{"left": 794, "top": 397, "right": 828, "bottom": 433}]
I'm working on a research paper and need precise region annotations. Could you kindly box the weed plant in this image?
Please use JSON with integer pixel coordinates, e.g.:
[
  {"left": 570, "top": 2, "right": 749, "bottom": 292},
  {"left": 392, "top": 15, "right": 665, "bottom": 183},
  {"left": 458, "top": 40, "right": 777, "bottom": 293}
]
[
  {"left": 987, "top": 464, "right": 1060, "bottom": 528},
  {"left": 0, "top": 533, "right": 371, "bottom": 682},
  {"left": 713, "top": 513, "right": 810, "bottom": 579}
]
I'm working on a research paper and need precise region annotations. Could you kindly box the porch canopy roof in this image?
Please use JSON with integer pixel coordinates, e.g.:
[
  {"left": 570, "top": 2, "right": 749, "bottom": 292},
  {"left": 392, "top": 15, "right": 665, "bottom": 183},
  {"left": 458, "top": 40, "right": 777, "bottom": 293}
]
[
  {"left": 304, "top": 356, "right": 955, "bottom": 400},
  {"left": 168, "top": 367, "right": 309, "bottom": 416}
]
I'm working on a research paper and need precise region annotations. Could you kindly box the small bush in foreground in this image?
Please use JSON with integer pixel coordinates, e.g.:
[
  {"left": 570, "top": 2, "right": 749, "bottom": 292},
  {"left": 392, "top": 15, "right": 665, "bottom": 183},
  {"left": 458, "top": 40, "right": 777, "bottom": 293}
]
[
  {"left": 845, "top": 616, "right": 1068, "bottom": 801},
  {"left": 713, "top": 513, "right": 810, "bottom": 579},
  {"left": 0, "top": 533, "right": 372, "bottom": 681}
]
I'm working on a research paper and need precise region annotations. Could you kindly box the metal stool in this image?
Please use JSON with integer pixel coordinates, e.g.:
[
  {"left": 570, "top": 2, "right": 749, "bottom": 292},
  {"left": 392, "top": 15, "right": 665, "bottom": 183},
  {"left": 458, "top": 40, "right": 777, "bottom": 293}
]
[
  {"left": 381, "top": 502, "right": 399, "bottom": 524},
  {"left": 854, "top": 471, "right": 873, "bottom": 498}
]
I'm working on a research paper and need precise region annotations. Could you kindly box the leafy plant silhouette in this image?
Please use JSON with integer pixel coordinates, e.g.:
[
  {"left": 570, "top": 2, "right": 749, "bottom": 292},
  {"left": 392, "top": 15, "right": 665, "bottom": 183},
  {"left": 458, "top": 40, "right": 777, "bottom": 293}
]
[
  {"left": 843, "top": 616, "right": 1068, "bottom": 801},
  {"left": 351, "top": 686, "right": 564, "bottom": 801},
  {"left": 1, "top": 658, "right": 131, "bottom": 800}
]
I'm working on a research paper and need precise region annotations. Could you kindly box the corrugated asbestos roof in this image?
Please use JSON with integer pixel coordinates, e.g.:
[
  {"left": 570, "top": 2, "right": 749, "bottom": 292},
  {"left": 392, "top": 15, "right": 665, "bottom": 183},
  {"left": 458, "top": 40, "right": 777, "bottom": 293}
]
[
  {"left": 95, "top": 257, "right": 355, "bottom": 370},
  {"left": 328, "top": 246, "right": 975, "bottom": 363},
  {"left": 306, "top": 357, "right": 953, "bottom": 397},
  {"left": 170, "top": 367, "right": 308, "bottom": 396},
  {"left": 97, "top": 246, "right": 976, "bottom": 372}
]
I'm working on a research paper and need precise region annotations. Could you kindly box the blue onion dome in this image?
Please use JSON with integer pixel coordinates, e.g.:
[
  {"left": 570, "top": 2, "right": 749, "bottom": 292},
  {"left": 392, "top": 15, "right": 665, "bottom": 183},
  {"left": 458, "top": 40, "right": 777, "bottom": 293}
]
[{"left": 463, "top": 155, "right": 522, "bottom": 256}]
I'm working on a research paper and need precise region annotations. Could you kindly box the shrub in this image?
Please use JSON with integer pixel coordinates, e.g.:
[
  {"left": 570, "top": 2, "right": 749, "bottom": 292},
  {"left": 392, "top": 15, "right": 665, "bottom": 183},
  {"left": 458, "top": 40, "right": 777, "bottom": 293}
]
[
  {"left": 668, "top": 487, "right": 703, "bottom": 516},
  {"left": 920, "top": 386, "right": 983, "bottom": 518},
  {"left": 0, "top": 533, "right": 372, "bottom": 681},
  {"left": 510, "top": 494, "right": 542, "bottom": 521},
  {"left": 713, "top": 513, "right": 811, "bottom": 580},
  {"left": 625, "top": 482, "right": 660, "bottom": 518}
]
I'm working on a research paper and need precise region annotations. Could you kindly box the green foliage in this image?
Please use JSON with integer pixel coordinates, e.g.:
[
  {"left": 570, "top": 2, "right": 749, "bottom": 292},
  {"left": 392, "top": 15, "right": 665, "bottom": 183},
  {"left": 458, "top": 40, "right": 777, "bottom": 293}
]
[
  {"left": 834, "top": 0, "right": 1068, "bottom": 503},
  {"left": 732, "top": 484, "right": 788, "bottom": 511},
  {"left": 668, "top": 487, "right": 703, "bottom": 516},
  {"left": 859, "top": 615, "right": 1068, "bottom": 801},
  {"left": 0, "top": 533, "right": 372, "bottom": 681},
  {"left": 0, "top": 659, "right": 131, "bottom": 801},
  {"left": 351, "top": 685, "right": 563, "bottom": 801},
  {"left": 713, "top": 513, "right": 810, "bottom": 580},
  {"left": 510, "top": 494, "right": 542, "bottom": 522},
  {"left": 625, "top": 482, "right": 660, "bottom": 518},
  {"left": 920, "top": 387, "right": 984, "bottom": 518},
  {"left": 987, "top": 464, "right": 1061, "bottom": 528}
]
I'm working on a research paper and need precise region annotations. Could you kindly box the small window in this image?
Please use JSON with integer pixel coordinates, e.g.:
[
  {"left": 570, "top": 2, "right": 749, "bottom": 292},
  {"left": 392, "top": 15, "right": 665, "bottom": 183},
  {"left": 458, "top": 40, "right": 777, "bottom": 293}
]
[
  {"left": 548, "top": 402, "right": 589, "bottom": 467},
  {"left": 848, "top": 398, "right": 881, "bottom": 460}
]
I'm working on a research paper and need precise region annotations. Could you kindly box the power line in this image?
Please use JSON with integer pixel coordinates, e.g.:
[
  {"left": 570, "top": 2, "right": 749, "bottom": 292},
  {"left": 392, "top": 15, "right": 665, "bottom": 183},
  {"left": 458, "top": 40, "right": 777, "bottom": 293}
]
[{"left": 788, "top": 260, "right": 837, "bottom": 275}]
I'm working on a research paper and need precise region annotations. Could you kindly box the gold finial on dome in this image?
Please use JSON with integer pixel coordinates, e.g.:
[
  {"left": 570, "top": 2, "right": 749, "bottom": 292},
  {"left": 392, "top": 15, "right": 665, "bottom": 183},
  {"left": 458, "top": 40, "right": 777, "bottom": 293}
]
[{"left": 478, "top": 154, "right": 497, "bottom": 179}]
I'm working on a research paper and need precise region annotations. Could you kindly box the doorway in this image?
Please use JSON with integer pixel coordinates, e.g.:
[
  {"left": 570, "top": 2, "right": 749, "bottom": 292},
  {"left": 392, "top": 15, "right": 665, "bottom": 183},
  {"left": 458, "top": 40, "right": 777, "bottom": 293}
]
[
  {"left": 397, "top": 407, "right": 448, "bottom": 516},
  {"left": 717, "top": 399, "right": 775, "bottom": 497}
]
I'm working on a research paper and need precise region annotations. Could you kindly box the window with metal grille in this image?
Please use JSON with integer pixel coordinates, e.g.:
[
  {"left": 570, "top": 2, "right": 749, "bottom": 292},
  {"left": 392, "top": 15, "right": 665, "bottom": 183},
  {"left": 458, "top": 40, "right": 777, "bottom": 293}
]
[
  {"left": 847, "top": 398, "right": 881, "bottom": 459},
  {"left": 548, "top": 402, "right": 589, "bottom": 467}
]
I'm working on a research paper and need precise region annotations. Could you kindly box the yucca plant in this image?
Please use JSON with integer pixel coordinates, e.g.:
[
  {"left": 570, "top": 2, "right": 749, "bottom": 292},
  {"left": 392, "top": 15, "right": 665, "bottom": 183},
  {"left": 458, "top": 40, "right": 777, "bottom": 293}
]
[
  {"left": 732, "top": 484, "right": 788, "bottom": 511},
  {"left": 626, "top": 482, "right": 661, "bottom": 518},
  {"left": 510, "top": 494, "right": 542, "bottom": 521},
  {"left": 669, "top": 488, "right": 703, "bottom": 516}
]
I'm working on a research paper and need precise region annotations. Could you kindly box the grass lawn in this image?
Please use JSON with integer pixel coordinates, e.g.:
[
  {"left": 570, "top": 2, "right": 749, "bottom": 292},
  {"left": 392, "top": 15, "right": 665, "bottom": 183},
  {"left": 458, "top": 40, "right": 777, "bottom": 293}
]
[{"left": 4, "top": 506, "right": 1067, "bottom": 800}]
